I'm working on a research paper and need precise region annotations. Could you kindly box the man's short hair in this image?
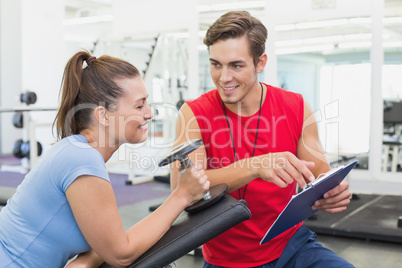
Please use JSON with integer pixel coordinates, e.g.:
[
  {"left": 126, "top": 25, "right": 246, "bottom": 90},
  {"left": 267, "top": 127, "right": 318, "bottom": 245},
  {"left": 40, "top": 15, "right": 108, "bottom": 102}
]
[{"left": 203, "top": 10, "right": 268, "bottom": 66}]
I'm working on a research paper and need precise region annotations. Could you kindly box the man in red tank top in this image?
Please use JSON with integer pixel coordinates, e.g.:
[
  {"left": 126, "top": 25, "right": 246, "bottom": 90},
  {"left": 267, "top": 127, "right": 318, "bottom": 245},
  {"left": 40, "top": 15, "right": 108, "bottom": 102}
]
[{"left": 171, "top": 11, "right": 353, "bottom": 268}]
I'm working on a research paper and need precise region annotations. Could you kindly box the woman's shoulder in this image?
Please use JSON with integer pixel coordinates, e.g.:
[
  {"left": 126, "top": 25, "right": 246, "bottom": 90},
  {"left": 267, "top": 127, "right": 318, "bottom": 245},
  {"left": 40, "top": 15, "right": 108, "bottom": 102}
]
[{"left": 50, "top": 135, "right": 104, "bottom": 165}]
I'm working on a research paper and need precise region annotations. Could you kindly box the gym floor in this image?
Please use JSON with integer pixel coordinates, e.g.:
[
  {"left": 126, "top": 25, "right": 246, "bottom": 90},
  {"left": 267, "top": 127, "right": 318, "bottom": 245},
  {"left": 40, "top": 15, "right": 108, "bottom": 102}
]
[
  {"left": 1, "top": 165, "right": 402, "bottom": 267},
  {"left": 120, "top": 191, "right": 402, "bottom": 268}
]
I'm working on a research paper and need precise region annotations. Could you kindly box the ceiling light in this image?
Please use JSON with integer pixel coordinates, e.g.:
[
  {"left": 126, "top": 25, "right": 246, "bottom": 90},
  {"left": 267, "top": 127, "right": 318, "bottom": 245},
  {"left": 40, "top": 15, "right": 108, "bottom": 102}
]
[
  {"left": 63, "top": 14, "right": 113, "bottom": 26},
  {"left": 166, "top": 32, "right": 189, "bottom": 39},
  {"left": 296, "top": 19, "right": 349, "bottom": 29},
  {"left": 275, "top": 24, "right": 296, "bottom": 31},
  {"left": 275, "top": 47, "right": 301, "bottom": 55},
  {"left": 348, "top": 17, "right": 371, "bottom": 24},
  {"left": 338, "top": 41, "right": 371, "bottom": 49},
  {"left": 297, "top": 44, "right": 335, "bottom": 53},
  {"left": 383, "top": 41, "right": 402, "bottom": 48},
  {"left": 198, "top": 1, "right": 266, "bottom": 12},
  {"left": 303, "top": 35, "right": 344, "bottom": 44},
  {"left": 276, "top": 44, "right": 335, "bottom": 55},
  {"left": 276, "top": 39, "right": 303, "bottom": 46},
  {"left": 384, "top": 17, "right": 402, "bottom": 24},
  {"left": 344, "top": 33, "right": 372, "bottom": 40}
]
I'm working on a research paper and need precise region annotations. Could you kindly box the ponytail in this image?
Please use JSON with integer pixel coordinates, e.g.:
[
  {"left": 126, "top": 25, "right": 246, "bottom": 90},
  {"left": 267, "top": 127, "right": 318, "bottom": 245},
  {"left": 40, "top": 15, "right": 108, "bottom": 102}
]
[{"left": 53, "top": 51, "right": 140, "bottom": 140}]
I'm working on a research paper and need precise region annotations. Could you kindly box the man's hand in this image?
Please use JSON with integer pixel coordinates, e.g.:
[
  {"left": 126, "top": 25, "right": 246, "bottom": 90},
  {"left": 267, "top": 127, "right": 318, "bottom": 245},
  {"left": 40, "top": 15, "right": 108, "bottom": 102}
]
[
  {"left": 311, "top": 181, "right": 351, "bottom": 213},
  {"left": 256, "top": 152, "right": 316, "bottom": 189}
]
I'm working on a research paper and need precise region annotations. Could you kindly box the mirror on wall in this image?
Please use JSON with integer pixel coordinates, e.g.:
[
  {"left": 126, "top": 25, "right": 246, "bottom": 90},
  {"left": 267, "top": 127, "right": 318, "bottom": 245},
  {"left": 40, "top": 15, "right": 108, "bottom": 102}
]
[
  {"left": 62, "top": 0, "right": 402, "bottom": 174},
  {"left": 382, "top": 62, "right": 402, "bottom": 172},
  {"left": 272, "top": 10, "right": 375, "bottom": 170},
  {"left": 380, "top": 0, "right": 402, "bottom": 173}
]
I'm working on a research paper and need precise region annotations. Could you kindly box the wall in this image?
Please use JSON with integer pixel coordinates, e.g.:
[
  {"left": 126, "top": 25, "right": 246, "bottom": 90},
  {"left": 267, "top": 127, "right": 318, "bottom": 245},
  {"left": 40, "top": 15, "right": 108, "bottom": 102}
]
[
  {"left": 277, "top": 54, "right": 324, "bottom": 110},
  {"left": 0, "top": 0, "right": 64, "bottom": 156},
  {"left": 265, "top": 0, "right": 371, "bottom": 25},
  {"left": 0, "top": 0, "right": 23, "bottom": 155}
]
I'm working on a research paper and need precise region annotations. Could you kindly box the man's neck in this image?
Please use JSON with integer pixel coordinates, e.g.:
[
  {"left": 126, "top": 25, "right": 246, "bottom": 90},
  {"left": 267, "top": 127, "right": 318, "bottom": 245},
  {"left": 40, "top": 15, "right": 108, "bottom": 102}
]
[{"left": 224, "top": 83, "right": 266, "bottom": 116}]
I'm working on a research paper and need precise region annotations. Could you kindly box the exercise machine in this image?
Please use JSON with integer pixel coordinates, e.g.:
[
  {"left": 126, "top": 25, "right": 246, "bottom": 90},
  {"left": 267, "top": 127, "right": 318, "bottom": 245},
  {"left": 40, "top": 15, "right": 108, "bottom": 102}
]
[
  {"left": 0, "top": 91, "right": 57, "bottom": 172},
  {"left": 100, "top": 139, "right": 251, "bottom": 268}
]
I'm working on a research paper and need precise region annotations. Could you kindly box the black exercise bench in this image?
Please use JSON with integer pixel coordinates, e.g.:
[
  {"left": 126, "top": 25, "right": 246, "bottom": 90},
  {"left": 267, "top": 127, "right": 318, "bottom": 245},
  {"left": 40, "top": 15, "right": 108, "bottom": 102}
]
[{"left": 100, "top": 194, "right": 251, "bottom": 268}]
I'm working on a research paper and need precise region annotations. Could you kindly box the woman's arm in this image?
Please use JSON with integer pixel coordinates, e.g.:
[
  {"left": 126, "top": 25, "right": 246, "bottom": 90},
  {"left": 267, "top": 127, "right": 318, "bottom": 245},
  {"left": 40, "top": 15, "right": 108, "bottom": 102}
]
[{"left": 66, "top": 165, "right": 209, "bottom": 268}]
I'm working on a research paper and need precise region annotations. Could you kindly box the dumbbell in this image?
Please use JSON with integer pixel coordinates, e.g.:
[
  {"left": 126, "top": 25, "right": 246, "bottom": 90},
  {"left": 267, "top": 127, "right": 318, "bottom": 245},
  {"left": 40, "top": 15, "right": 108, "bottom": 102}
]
[
  {"left": 12, "top": 112, "right": 23, "bottom": 128},
  {"left": 20, "top": 91, "right": 37, "bottom": 105},
  {"left": 159, "top": 139, "right": 228, "bottom": 213},
  {"left": 13, "top": 139, "right": 43, "bottom": 159}
]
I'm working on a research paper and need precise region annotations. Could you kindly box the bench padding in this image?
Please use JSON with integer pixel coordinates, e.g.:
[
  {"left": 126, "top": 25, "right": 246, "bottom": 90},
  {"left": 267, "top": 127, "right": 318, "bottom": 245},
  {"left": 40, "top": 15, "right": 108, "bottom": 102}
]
[{"left": 100, "top": 194, "right": 251, "bottom": 268}]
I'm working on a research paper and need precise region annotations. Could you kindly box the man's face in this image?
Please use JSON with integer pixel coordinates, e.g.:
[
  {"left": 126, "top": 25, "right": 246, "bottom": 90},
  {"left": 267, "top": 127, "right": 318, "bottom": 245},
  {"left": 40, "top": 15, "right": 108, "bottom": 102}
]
[{"left": 208, "top": 35, "right": 262, "bottom": 107}]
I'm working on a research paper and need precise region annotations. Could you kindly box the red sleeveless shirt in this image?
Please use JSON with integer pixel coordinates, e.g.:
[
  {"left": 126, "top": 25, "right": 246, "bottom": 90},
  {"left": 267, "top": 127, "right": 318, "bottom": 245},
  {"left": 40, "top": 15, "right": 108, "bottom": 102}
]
[{"left": 186, "top": 84, "right": 304, "bottom": 267}]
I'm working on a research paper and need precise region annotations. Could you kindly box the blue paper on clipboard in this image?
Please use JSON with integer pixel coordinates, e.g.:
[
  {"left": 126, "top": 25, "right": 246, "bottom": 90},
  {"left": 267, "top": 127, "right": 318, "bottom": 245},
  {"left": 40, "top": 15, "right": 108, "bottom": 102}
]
[{"left": 260, "top": 160, "right": 358, "bottom": 245}]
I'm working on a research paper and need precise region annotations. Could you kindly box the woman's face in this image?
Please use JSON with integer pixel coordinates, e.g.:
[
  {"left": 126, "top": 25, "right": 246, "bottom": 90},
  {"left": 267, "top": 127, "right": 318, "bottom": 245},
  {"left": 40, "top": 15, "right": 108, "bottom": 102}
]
[{"left": 109, "top": 76, "right": 153, "bottom": 146}]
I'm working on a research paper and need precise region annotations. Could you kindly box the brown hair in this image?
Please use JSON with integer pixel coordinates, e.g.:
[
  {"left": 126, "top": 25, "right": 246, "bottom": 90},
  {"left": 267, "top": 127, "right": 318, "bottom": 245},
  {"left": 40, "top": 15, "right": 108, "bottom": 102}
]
[
  {"left": 53, "top": 51, "right": 140, "bottom": 140},
  {"left": 203, "top": 11, "right": 267, "bottom": 66}
]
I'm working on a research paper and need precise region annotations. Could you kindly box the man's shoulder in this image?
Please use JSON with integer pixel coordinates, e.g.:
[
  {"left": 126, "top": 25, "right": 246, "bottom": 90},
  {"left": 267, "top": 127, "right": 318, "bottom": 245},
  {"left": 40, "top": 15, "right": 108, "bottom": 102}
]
[
  {"left": 185, "top": 89, "right": 220, "bottom": 115},
  {"left": 188, "top": 89, "right": 219, "bottom": 103},
  {"left": 265, "top": 84, "right": 304, "bottom": 108},
  {"left": 266, "top": 84, "right": 303, "bottom": 99}
]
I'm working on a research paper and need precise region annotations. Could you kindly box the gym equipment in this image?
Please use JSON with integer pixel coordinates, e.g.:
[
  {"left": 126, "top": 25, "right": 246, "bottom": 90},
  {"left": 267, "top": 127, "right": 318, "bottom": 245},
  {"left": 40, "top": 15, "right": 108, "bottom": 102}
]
[
  {"left": 100, "top": 194, "right": 251, "bottom": 268},
  {"left": 382, "top": 101, "right": 402, "bottom": 172},
  {"left": 12, "top": 139, "right": 43, "bottom": 159},
  {"left": 142, "top": 36, "right": 159, "bottom": 79},
  {"left": 304, "top": 193, "right": 402, "bottom": 244},
  {"left": 0, "top": 106, "right": 58, "bottom": 113},
  {"left": 97, "top": 139, "right": 243, "bottom": 268},
  {"left": 12, "top": 112, "right": 23, "bottom": 128},
  {"left": 158, "top": 139, "right": 228, "bottom": 213},
  {"left": 383, "top": 100, "right": 402, "bottom": 124},
  {"left": 20, "top": 91, "right": 37, "bottom": 105},
  {"left": 158, "top": 139, "right": 203, "bottom": 168},
  {"left": 148, "top": 179, "right": 228, "bottom": 215},
  {"left": 185, "top": 183, "right": 227, "bottom": 213},
  {"left": 0, "top": 187, "right": 16, "bottom": 206},
  {"left": 0, "top": 89, "right": 57, "bottom": 172},
  {"left": 175, "top": 92, "right": 185, "bottom": 110}
]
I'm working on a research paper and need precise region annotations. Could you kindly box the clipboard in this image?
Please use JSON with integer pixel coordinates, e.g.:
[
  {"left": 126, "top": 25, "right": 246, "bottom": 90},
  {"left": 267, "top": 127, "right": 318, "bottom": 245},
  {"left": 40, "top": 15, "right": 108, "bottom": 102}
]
[{"left": 260, "top": 160, "right": 358, "bottom": 244}]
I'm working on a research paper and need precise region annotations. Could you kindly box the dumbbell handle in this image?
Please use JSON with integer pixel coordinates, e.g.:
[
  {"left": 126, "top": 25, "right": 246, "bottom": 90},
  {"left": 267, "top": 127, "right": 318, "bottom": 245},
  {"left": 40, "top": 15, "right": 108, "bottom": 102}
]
[
  {"left": 179, "top": 157, "right": 193, "bottom": 169},
  {"left": 180, "top": 156, "right": 211, "bottom": 200}
]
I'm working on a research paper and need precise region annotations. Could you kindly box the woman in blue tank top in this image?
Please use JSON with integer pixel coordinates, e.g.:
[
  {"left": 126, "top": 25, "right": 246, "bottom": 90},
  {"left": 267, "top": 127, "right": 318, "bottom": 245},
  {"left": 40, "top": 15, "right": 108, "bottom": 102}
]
[{"left": 0, "top": 51, "right": 210, "bottom": 267}]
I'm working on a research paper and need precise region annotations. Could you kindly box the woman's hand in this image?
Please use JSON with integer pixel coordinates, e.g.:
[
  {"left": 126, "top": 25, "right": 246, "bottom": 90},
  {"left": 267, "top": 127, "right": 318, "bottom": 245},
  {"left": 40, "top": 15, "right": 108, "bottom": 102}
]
[{"left": 175, "top": 162, "right": 210, "bottom": 206}]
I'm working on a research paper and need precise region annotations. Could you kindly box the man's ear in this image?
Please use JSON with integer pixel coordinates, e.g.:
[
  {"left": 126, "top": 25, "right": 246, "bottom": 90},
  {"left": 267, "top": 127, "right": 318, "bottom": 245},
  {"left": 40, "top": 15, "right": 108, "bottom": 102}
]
[
  {"left": 94, "top": 106, "right": 109, "bottom": 127},
  {"left": 256, "top": 53, "right": 267, "bottom": 73}
]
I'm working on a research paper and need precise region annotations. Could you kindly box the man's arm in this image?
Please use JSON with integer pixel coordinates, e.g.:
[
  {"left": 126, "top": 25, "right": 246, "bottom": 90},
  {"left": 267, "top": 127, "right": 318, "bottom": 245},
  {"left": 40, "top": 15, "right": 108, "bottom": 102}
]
[
  {"left": 297, "top": 100, "right": 351, "bottom": 213},
  {"left": 171, "top": 103, "right": 257, "bottom": 193},
  {"left": 296, "top": 100, "right": 330, "bottom": 176},
  {"left": 171, "top": 103, "right": 315, "bottom": 193}
]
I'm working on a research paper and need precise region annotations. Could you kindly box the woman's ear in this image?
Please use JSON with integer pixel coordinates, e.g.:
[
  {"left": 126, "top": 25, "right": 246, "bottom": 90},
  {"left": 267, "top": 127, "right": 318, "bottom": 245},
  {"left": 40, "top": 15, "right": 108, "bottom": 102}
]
[
  {"left": 256, "top": 53, "right": 267, "bottom": 73},
  {"left": 94, "top": 106, "right": 109, "bottom": 127}
]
